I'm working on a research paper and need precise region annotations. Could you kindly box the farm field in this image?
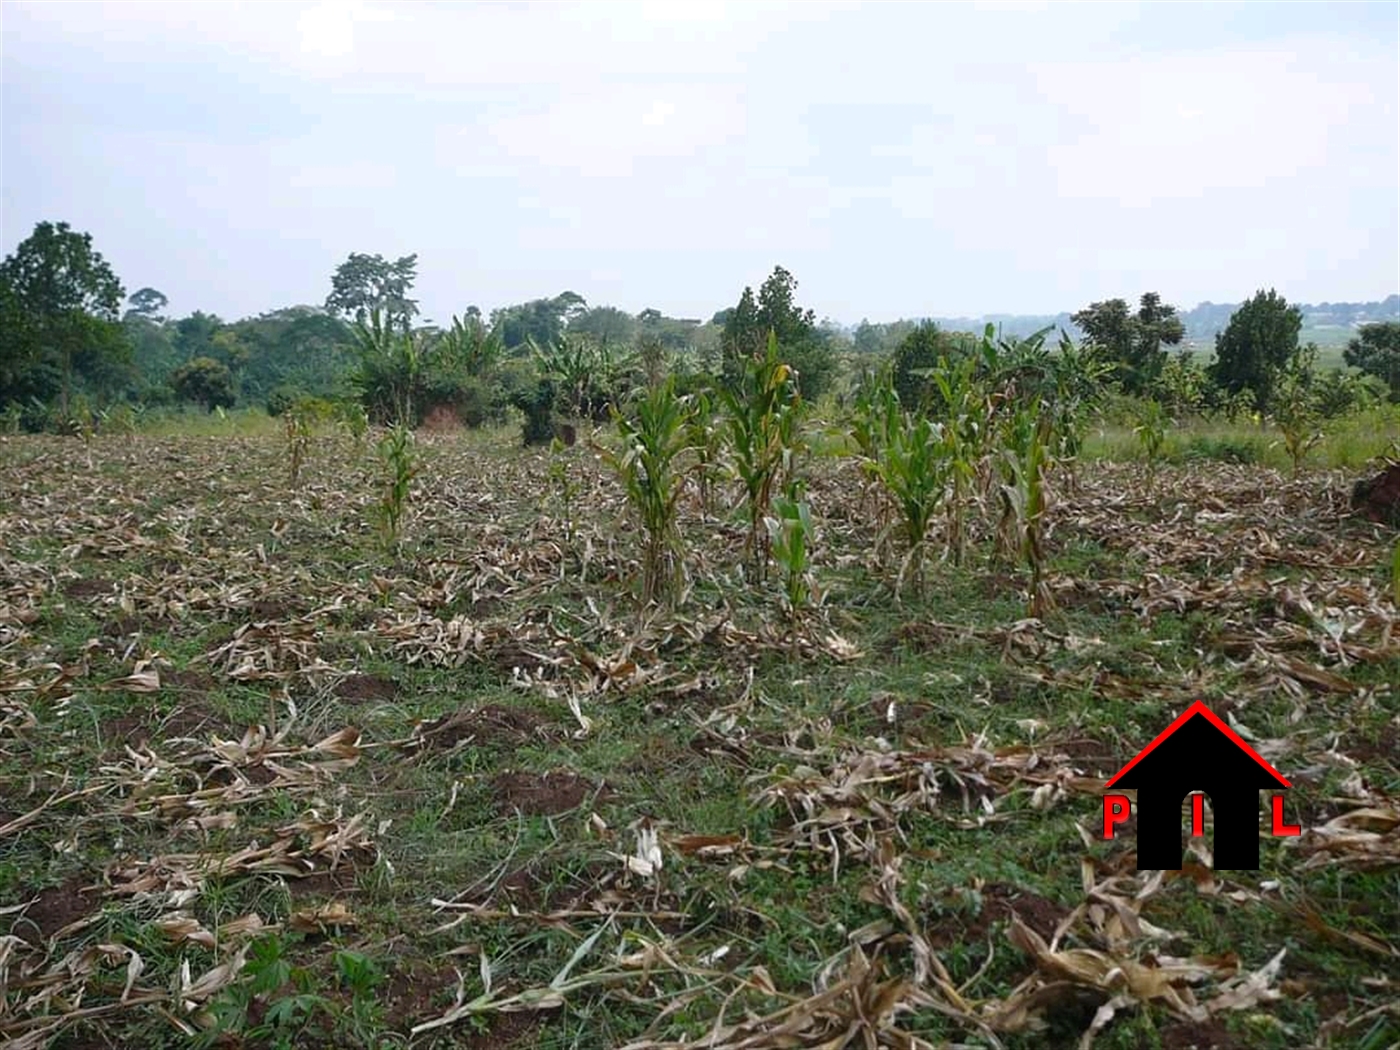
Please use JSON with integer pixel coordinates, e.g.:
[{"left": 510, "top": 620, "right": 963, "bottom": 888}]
[{"left": 1, "top": 427, "right": 1398, "bottom": 1050}]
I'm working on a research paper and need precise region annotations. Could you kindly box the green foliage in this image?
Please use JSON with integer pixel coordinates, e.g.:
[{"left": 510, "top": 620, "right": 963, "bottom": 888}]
[
  {"left": 1, "top": 220, "right": 131, "bottom": 415},
  {"left": 609, "top": 379, "right": 694, "bottom": 604},
  {"left": 766, "top": 484, "right": 816, "bottom": 619},
  {"left": 350, "top": 308, "right": 421, "bottom": 425},
  {"left": 722, "top": 267, "right": 835, "bottom": 399},
  {"left": 1133, "top": 398, "right": 1168, "bottom": 472},
  {"left": 720, "top": 333, "right": 805, "bottom": 573},
  {"left": 325, "top": 251, "right": 419, "bottom": 329},
  {"left": 1072, "top": 292, "right": 1184, "bottom": 394},
  {"left": 512, "top": 375, "right": 558, "bottom": 446},
  {"left": 373, "top": 423, "right": 417, "bottom": 547},
  {"left": 997, "top": 400, "right": 1055, "bottom": 616},
  {"left": 1150, "top": 350, "right": 1211, "bottom": 416},
  {"left": 869, "top": 380, "right": 950, "bottom": 590},
  {"left": 1270, "top": 346, "right": 1325, "bottom": 475},
  {"left": 533, "top": 336, "right": 634, "bottom": 422},
  {"left": 1345, "top": 322, "right": 1400, "bottom": 400},
  {"left": 891, "top": 322, "right": 971, "bottom": 411},
  {"left": 1180, "top": 436, "right": 1261, "bottom": 465},
  {"left": 170, "top": 356, "right": 237, "bottom": 411},
  {"left": 1210, "top": 288, "right": 1304, "bottom": 412},
  {"left": 492, "top": 291, "right": 587, "bottom": 350},
  {"left": 266, "top": 384, "right": 302, "bottom": 417}
]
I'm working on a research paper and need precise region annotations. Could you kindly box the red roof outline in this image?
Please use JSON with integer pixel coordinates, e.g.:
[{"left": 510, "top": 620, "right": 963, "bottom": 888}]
[{"left": 1105, "top": 700, "right": 1291, "bottom": 789}]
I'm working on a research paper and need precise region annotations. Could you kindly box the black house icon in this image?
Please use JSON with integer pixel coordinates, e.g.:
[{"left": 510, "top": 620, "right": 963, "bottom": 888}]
[{"left": 1106, "top": 701, "right": 1291, "bottom": 869}]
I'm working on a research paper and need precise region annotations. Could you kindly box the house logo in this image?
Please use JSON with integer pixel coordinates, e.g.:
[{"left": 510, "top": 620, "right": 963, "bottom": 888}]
[{"left": 1102, "top": 701, "right": 1301, "bottom": 870}]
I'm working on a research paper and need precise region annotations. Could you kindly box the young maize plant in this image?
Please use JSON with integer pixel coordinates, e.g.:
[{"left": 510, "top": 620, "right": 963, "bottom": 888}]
[
  {"left": 872, "top": 384, "right": 952, "bottom": 594},
  {"left": 765, "top": 481, "right": 816, "bottom": 626},
  {"left": 683, "top": 389, "right": 723, "bottom": 518},
  {"left": 609, "top": 379, "right": 694, "bottom": 605},
  {"left": 720, "top": 332, "right": 804, "bottom": 577},
  {"left": 850, "top": 365, "right": 902, "bottom": 533},
  {"left": 373, "top": 423, "right": 416, "bottom": 549},
  {"left": 998, "top": 400, "right": 1056, "bottom": 617},
  {"left": 931, "top": 353, "right": 989, "bottom": 566},
  {"left": 1133, "top": 397, "right": 1168, "bottom": 481}
]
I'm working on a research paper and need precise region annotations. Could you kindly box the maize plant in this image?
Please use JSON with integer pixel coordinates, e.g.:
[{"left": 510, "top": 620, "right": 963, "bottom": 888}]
[
  {"left": 998, "top": 401, "right": 1056, "bottom": 617},
  {"left": 850, "top": 365, "right": 902, "bottom": 530},
  {"left": 609, "top": 379, "right": 694, "bottom": 605},
  {"left": 285, "top": 406, "right": 313, "bottom": 486},
  {"left": 1134, "top": 398, "right": 1168, "bottom": 479},
  {"left": 373, "top": 423, "right": 416, "bottom": 548},
  {"left": 931, "top": 354, "right": 989, "bottom": 566},
  {"left": 766, "top": 482, "right": 816, "bottom": 624},
  {"left": 871, "top": 385, "right": 952, "bottom": 593},
  {"left": 720, "top": 333, "right": 804, "bottom": 576},
  {"left": 684, "top": 389, "right": 723, "bottom": 517}
]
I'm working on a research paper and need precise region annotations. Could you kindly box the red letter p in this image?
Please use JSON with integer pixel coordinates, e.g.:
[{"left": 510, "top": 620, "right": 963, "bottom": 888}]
[{"left": 1103, "top": 794, "right": 1131, "bottom": 839}]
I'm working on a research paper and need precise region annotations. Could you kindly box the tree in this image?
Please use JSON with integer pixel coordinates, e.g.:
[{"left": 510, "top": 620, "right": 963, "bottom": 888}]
[
  {"left": 0, "top": 220, "right": 129, "bottom": 413},
  {"left": 1072, "top": 292, "right": 1183, "bottom": 395},
  {"left": 492, "top": 292, "right": 589, "bottom": 350},
  {"left": 1209, "top": 289, "right": 1303, "bottom": 413},
  {"left": 721, "top": 267, "right": 834, "bottom": 399},
  {"left": 170, "top": 356, "right": 236, "bottom": 411},
  {"left": 891, "top": 321, "right": 965, "bottom": 409},
  {"left": 569, "top": 305, "right": 637, "bottom": 346},
  {"left": 125, "top": 287, "right": 168, "bottom": 320},
  {"left": 1345, "top": 322, "right": 1400, "bottom": 400},
  {"left": 325, "top": 252, "right": 419, "bottom": 330}
]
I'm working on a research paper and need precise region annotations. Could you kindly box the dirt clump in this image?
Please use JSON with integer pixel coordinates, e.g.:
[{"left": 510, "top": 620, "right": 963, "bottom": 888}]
[
  {"left": 61, "top": 577, "right": 113, "bottom": 601},
  {"left": 21, "top": 875, "right": 99, "bottom": 941},
  {"left": 1351, "top": 462, "right": 1400, "bottom": 525},
  {"left": 491, "top": 771, "right": 596, "bottom": 816},
  {"left": 334, "top": 674, "right": 399, "bottom": 704},
  {"left": 412, "top": 704, "right": 551, "bottom": 751},
  {"left": 1160, "top": 1019, "right": 1245, "bottom": 1049}
]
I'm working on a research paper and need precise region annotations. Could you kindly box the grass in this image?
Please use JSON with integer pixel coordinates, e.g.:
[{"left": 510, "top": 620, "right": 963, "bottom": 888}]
[{"left": 1, "top": 420, "right": 1397, "bottom": 1049}]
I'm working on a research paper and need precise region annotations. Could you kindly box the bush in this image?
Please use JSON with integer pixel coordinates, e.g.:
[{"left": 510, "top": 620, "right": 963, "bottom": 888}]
[
  {"left": 1179, "top": 437, "right": 1262, "bottom": 465},
  {"left": 266, "top": 385, "right": 303, "bottom": 417}
]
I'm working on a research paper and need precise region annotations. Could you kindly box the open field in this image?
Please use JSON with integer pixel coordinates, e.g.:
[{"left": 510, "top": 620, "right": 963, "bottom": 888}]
[{"left": 2, "top": 427, "right": 1398, "bottom": 1050}]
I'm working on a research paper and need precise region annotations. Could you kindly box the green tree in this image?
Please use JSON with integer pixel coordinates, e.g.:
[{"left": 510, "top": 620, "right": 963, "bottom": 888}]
[
  {"left": 1345, "top": 321, "right": 1400, "bottom": 400},
  {"left": 1072, "top": 292, "right": 1183, "bottom": 394},
  {"left": 125, "top": 287, "right": 168, "bottom": 320},
  {"left": 0, "top": 220, "right": 129, "bottom": 413},
  {"left": 569, "top": 305, "right": 637, "bottom": 346},
  {"left": 891, "top": 321, "right": 965, "bottom": 410},
  {"left": 492, "top": 292, "right": 587, "bottom": 350},
  {"left": 170, "top": 356, "right": 236, "bottom": 411},
  {"left": 722, "top": 267, "right": 834, "bottom": 399},
  {"left": 325, "top": 252, "right": 419, "bottom": 331},
  {"left": 1209, "top": 289, "right": 1303, "bottom": 413}
]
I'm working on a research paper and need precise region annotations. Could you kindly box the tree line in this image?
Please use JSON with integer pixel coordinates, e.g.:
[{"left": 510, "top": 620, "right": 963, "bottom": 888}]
[{"left": 2, "top": 219, "right": 1397, "bottom": 436}]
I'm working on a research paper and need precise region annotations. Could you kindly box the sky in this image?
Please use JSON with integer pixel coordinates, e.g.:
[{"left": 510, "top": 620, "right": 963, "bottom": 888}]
[{"left": 2, "top": 1, "right": 1397, "bottom": 325}]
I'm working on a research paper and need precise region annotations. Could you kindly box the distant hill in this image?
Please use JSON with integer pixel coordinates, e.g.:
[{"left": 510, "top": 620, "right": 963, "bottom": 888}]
[{"left": 909, "top": 295, "right": 1400, "bottom": 349}]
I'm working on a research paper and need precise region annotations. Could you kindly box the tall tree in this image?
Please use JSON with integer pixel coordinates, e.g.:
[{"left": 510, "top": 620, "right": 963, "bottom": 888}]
[
  {"left": 325, "top": 252, "right": 419, "bottom": 330},
  {"left": 1210, "top": 289, "right": 1303, "bottom": 412},
  {"left": 1344, "top": 321, "right": 1400, "bottom": 401},
  {"left": 125, "top": 287, "right": 168, "bottom": 320},
  {"left": 0, "top": 220, "right": 129, "bottom": 413},
  {"left": 1072, "top": 292, "right": 1182, "bottom": 394}
]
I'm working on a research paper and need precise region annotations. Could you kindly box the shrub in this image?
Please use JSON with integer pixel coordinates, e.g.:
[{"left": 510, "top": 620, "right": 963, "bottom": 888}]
[{"left": 1179, "top": 437, "right": 1261, "bottom": 465}]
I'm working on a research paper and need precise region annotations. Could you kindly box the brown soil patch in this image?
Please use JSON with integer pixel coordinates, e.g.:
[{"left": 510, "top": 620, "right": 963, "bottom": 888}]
[
  {"left": 927, "top": 882, "right": 1071, "bottom": 948},
  {"left": 414, "top": 704, "right": 551, "bottom": 750},
  {"left": 333, "top": 673, "right": 399, "bottom": 704},
  {"left": 21, "top": 874, "right": 99, "bottom": 941},
  {"left": 102, "top": 701, "right": 221, "bottom": 747},
  {"left": 483, "top": 639, "right": 558, "bottom": 675},
  {"left": 1343, "top": 724, "right": 1400, "bottom": 769},
  {"left": 381, "top": 957, "right": 458, "bottom": 1030},
  {"left": 285, "top": 865, "right": 361, "bottom": 899},
  {"left": 247, "top": 597, "right": 302, "bottom": 622},
  {"left": 422, "top": 404, "right": 462, "bottom": 432},
  {"left": 492, "top": 771, "right": 596, "bottom": 816},
  {"left": 1160, "top": 1019, "right": 1245, "bottom": 1050},
  {"left": 463, "top": 1010, "right": 553, "bottom": 1049},
  {"left": 165, "top": 668, "right": 217, "bottom": 698},
  {"left": 62, "top": 577, "right": 113, "bottom": 601}
]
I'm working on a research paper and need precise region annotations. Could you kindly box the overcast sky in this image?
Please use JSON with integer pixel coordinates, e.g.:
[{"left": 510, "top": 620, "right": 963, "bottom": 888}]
[{"left": 2, "top": 1, "right": 1396, "bottom": 325}]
